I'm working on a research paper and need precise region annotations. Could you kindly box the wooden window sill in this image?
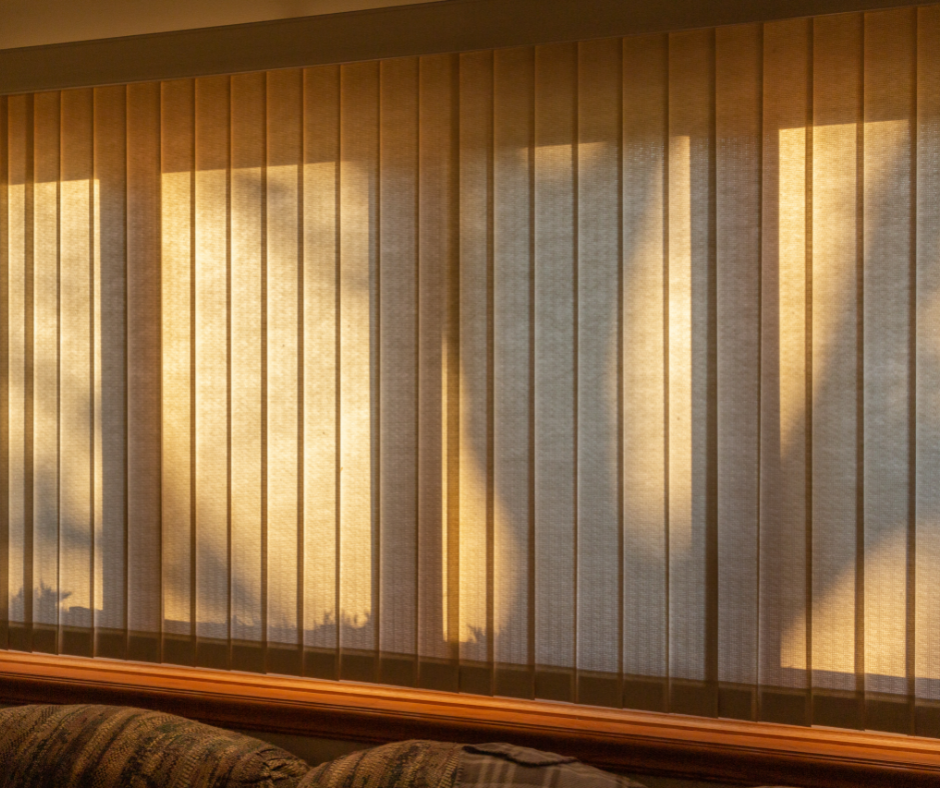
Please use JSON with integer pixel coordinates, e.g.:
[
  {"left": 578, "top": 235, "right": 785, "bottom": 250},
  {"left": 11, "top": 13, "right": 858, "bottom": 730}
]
[{"left": 0, "top": 651, "right": 937, "bottom": 786}]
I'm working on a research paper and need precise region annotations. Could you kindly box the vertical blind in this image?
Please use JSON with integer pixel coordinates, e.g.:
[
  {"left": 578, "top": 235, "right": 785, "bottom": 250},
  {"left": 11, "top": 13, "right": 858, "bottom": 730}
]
[{"left": 2, "top": 3, "right": 940, "bottom": 737}]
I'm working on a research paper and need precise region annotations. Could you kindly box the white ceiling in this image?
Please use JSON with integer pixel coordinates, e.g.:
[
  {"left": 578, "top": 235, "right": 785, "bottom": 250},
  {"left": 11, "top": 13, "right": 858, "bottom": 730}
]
[{"left": 0, "top": 0, "right": 443, "bottom": 50}]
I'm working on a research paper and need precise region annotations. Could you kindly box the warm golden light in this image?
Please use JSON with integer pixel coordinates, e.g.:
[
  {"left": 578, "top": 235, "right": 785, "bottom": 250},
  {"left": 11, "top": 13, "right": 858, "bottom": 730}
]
[{"left": 2, "top": 10, "right": 937, "bottom": 732}]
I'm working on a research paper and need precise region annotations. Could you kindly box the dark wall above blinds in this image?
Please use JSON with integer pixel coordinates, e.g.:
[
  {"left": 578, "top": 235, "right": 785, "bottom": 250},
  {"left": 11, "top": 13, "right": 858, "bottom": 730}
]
[{"left": 0, "top": 0, "right": 937, "bottom": 95}]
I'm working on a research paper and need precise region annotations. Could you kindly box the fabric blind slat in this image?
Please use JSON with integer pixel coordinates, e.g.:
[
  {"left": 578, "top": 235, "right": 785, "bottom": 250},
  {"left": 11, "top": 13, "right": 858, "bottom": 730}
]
[
  {"left": 492, "top": 45, "right": 534, "bottom": 698},
  {"left": 160, "top": 79, "right": 195, "bottom": 664},
  {"left": 92, "top": 84, "right": 128, "bottom": 661},
  {"left": 378, "top": 56, "right": 419, "bottom": 684},
  {"left": 534, "top": 42, "right": 577, "bottom": 699},
  {"left": 811, "top": 14, "right": 862, "bottom": 712},
  {"left": 338, "top": 61, "right": 378, "bottom": 672},
  {"left": 301, "top": 65, "right": 339, "bottom": 674},
  {"left": 6, "top": 95, "right": 29, "bottom": 651},
  {"left": 759, "top": 18, "right": 811, "bottom": 724},
  {"left": 862, "top": 10, "right": 916, "bottom": 726},
  {"left": 266, "top": 68, "right": 303, "bottom": 672},
  {"left": 230, "top": 71, "right": 265, "bottom": 670},
  {"left": 576, "top": 37, "right": 623, "bottom": 699},
  {"left": 621, "top": 34, "right": 668, "bottom": 707},
  {"left": 60, "top": 87, "right": 95, "bottom": 655},
  {"left": 126, "top": 81, "right": 162, "bottom": 663},
  {"left": 916, "top": 5, "right": 940, "bottom": 731},
  {"left": 667, "top": 29, "right": 713, "bottom": 711},
  {"left": 32, "top": 91, "right": 60, "bottom": 655},
  {"left": 416, "top": 53, "right": 456, "bottom": 687},
  {"left": 457, "top": 49, "right": 493, "bottom": 689},
  {"left": 715, "top": 23, "right": 762, "bottom": 700},
  {"left": 194, "top": 75, "right": 231, "bottom": 667}
]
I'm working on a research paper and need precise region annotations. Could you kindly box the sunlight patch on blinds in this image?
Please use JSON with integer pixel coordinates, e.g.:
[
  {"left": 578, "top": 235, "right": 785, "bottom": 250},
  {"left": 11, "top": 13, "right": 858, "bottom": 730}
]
[{"left": 4, "top": 4, "right": 940, "bottom": 738}]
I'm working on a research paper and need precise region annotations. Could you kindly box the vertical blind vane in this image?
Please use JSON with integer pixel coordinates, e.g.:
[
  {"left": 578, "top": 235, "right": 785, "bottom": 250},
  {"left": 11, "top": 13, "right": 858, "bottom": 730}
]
[{"left": 2, "top": 4, "right": 940, "bottom": 738}]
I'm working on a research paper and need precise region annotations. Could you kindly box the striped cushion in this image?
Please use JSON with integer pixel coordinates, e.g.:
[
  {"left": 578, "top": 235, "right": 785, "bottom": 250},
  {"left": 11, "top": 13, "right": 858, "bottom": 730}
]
[
  {"left": 0, "top": 704, "right": 311, "bottom": 787},
  {"left": 296, "top": 739, "right": 646, "bottom": 788},
  {"left": 297, "top": 739, "right": 462, "bottom": 788},
  {"left": 459, "top": 743, "right": 648, "bottom": 788}
]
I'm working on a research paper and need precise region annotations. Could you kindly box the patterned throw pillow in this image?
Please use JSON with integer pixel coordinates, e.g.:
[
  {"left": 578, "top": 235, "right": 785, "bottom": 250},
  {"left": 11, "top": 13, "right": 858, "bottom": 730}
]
[
  {"left": 296, "top": 739, "right": 647, "bottom": 788},
  {"left": 0, "top": 704, "right": 311, "bottom": 788}
]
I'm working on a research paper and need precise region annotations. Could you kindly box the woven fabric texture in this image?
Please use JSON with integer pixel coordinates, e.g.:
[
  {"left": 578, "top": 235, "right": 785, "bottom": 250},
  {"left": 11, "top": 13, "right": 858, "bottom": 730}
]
[
  {"left": 297, "top": 739, "right": 462, "bottom": 788},
  {"left": 459, "top": 743, "right": 648, "bottom": 788},
  {"left": 297, "top": 738, "right": 648, "bottom": 788},
  {"left": 0, "top": 704, "right": 310, "bottom": 788}
]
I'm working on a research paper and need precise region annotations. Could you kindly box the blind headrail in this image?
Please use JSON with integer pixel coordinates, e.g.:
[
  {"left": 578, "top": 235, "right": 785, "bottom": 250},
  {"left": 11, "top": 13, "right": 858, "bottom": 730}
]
[{"left": 0, "top": 0, "right": 936, "bottom": 95}]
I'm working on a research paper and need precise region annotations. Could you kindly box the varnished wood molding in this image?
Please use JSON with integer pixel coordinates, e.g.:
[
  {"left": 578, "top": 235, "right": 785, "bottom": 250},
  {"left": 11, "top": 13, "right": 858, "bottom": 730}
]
[
  {"left": 1, "top": 0, "right": 938, "bottom": 95},
  {"left": 0, "top": 652, "right": 938, "bottom": 787}
]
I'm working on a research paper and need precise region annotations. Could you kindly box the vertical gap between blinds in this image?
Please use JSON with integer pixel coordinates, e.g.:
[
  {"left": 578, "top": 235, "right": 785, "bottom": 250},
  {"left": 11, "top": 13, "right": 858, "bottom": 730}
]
[
  {"left": 414, "top": 56, "right": 421, "bottom": 689},
  {"left": 663, "top": 32, "right": 672, "bottom": 714},
  {"left": 54, "top": 89, "right": 62, "bottom": 658},
  {"left": 705, "top": 25, "right": 719, "bottom": 718},
  {"left": 755, "top": 23, "right": 765, "bottom": 725},
  {"left": 334, "top": 64, "right": 343, "bottom": 682},
  {"left": 805, "top": 17, "right": 815, "bottom": 728},
  {"left": 188, "top": 78, "right": 197, "bottom": 667},
  {"left": 616, "top": 36, "right": 626, "bottom": 703},
  {"left": 571, "top": 40, "right": 580, "bottom": 708},
  {"left": 485, "top": 50, "right": 495, "bottom": 700},
  {"left": 448, "top": 51, "right": 460, "bottom": 683},
  {"left": 122, "top": 84, "right": 130, "bottom": 662},
  {"left": 370, "top": 59, "right": 379, "bottom": 684},
  {"left": 329, "top": 64, "right": 342, "bottom": 679},
  {"left": 855, "top": 12, "right": 866, "bottom": 726},
  {"left": 225, "top": 74, "right": 234, "bottom": 673},
  {"left": 88, "top": 86, "right": 97, "bottom": 661},
  {"left": 157, "top": 83, "right": 165, "bottom": 668},
  {"left": 906, "top": 8, "right": 919, "bottom": 738},
  {"left": 297, "top": 69, "right": 306, "bottom": 674},
  {"left": 526, "top": 44, "right": 537, "bottom": 700},
  {"left": 255, "top": 75, "right": 271, "bottom": 672}
]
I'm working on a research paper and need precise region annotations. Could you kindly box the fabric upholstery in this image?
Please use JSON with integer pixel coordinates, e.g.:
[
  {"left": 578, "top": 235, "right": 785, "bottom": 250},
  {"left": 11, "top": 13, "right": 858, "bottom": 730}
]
[
  {"left": 296, "top": 738, "right": 647, "bottom": 788},
  {"left": 297, "top": 739, "right": 462, "bottom": 788},
  {"left": 459, "top": 742, "right": 648, "bottom": 788},
  {"left": 0, "top": 704, "right": 310, "bottom": 787}
]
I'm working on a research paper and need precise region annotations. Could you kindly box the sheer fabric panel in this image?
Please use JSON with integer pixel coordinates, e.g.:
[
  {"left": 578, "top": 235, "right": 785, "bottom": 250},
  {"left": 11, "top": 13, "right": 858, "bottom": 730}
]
[{"left": 2, "top": 5, "right": 940, "bottom": 737}]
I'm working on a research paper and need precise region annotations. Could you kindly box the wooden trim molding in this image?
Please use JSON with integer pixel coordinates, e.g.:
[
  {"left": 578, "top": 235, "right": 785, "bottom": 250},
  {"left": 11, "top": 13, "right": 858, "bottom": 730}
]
[
  {"left": 1, "top": 0, "right": 938, "bottom": 95},
  {"left": 0, "top": 652, "right": 938, "bottom": 787}
]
